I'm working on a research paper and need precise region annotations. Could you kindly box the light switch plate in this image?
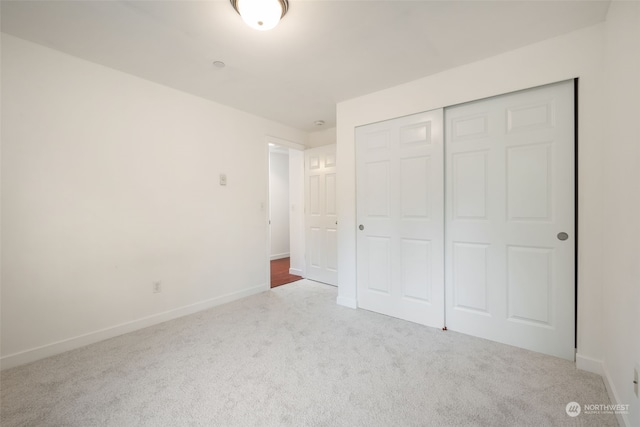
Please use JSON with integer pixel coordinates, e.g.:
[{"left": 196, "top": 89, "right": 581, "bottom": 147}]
[{"left": 219, "top": 174, "right": 227, "bottom": 186}]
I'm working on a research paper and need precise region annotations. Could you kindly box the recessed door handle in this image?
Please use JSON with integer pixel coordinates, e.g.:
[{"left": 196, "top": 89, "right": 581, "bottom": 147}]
[
  {"left": 359, "top": 224, "right": 364, "bottom": 231},
  {"left": 557, "top": 232, "right": 569, "bottom": 241}
]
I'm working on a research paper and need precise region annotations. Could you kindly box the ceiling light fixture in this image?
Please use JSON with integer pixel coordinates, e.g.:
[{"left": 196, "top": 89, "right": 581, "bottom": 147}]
[
  {"left": 314, "top": 120, "right": 325, "bottom": 126},
  {"left": 230, "top": 0, "right": 289, "bottom": 31}
]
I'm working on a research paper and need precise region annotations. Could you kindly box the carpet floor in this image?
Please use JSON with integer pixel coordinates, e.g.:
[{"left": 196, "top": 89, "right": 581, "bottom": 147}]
[{"left": 1, "top": 280, "right": 617, "bottom": 427}]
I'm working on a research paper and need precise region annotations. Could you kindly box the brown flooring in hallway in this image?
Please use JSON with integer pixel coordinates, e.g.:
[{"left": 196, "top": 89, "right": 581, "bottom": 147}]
[{"left": 270, "top": 257, "right": 302, "bottom": 288}]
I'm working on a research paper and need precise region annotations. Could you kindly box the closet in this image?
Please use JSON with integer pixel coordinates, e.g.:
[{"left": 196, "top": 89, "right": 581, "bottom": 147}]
[{"left": 355, "top": 80, "right": 575, "bottom": 360}]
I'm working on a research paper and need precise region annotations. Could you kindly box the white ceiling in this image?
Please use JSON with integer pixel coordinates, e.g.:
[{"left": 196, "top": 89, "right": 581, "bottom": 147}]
[{"left": 1, "top": 0, "right": 610, "bottom": 132}]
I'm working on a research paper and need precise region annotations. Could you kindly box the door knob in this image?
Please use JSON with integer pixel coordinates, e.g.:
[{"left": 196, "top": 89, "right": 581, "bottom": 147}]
[
  {"left": 359, "top": 224, "right": 364, "bottom": 231},
  {"left": 557, "top": 232, "right": 569, "bottom": 241}
]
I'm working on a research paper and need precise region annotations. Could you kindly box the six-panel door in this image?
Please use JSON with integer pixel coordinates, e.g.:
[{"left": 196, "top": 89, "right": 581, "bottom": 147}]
[
  {"left": 355, "top": 110, "right": 445, "bottom": 328},
  {"left": 305, "top": 145, "right": 338, "bottom": 286},
  {"left": 354, "top": 80, "right": 575, "bottom": 360},
  {"left": 444, "top": 81, "right": 575, "bottom": 360}
]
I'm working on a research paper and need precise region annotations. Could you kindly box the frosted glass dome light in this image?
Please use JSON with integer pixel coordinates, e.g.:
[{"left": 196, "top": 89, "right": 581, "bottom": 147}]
[{"left": 231, "top": 0, "right": 289, "bottom": 31}]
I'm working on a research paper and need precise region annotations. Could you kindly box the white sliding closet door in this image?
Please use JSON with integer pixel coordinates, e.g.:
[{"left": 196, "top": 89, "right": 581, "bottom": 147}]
[
  {"left": 356, "top": 110, "right": 445, "bottom": 327},
  {"left": 444, "top": 80, "right": 575, "bottom": 360}
]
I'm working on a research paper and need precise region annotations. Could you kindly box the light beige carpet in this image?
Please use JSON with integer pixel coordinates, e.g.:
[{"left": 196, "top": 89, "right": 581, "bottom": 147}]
[{"left": 1, "top": 280, "right": 617, "bottom": 426}]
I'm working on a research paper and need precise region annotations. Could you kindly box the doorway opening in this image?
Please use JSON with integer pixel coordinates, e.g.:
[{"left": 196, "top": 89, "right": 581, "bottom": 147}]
[
  {"left": 267, "top": 138, "right": 305, "bottom": 288},
  {"left": 270, "top": 257, "right": 302, "bottom": 288}
]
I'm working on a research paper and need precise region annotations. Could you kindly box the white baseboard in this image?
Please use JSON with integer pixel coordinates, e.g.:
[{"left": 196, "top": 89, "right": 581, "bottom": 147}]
[
  {"left": 577, "top": 354, "right": 632, "bottom": 426},
  {"left": 576, "top": 353, "right": 604, "bottom": 375},
  {"left": 602, "top": 364, "right": 632, "bottom": 427},
  {"left": 289, "top": 268, "right": 303, "bottom": 276},
  {"left": 337, "top": 295, "right": 357, "bottom": 309},
  {"left": 0, "top": 284, "right": 266, "bottom": 371},
  {"left": 270, "top": 253, "right": 290, "bottom": 260}
]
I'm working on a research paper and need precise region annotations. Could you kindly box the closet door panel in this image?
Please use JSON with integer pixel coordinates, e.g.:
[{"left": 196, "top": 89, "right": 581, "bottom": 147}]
[
  {"left": 356, "top": 109, "right": 444, "bottom": 328},
  {"left": 445, "top": 80, "right": 575, "bottom": 360}
]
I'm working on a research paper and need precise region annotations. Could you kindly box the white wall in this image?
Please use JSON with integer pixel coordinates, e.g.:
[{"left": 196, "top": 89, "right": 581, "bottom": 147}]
[
  {"left": 308, "top": 127, "right": 336, "bottom": 148},
  {"left": 269, "top": 150, "right": 290, "bottom": 259},
  {"left": 288, "top": 149, "right": 305, "bottom": 276},
  {"left": 601, "top": 1, "right": 640, "bottom": 425},
  {"left": 0, "top": 34, "right": 307, "bottom": 368},
  {"left": 337, "top": 24, "right": 606, "bottom": 366}
]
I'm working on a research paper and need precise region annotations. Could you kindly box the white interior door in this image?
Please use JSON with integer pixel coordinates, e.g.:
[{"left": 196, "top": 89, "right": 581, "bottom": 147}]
[
  {"left": 444, "top": 80, "right": 575, "bottom": 360},
  {"left": 356, "top": 110, "right": 445, "bottom": 327},
  {"left": 305, "top": 145, "right": 338, "bottom": 286}
]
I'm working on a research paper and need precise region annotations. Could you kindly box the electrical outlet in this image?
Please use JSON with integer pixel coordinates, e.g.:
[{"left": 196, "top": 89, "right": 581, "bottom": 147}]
[
  {"left": 153, "top": 282, "right": 162, "bottom": 293},
  {"left": 634, "top": 363, "right": 639, "bottom": 398}
]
